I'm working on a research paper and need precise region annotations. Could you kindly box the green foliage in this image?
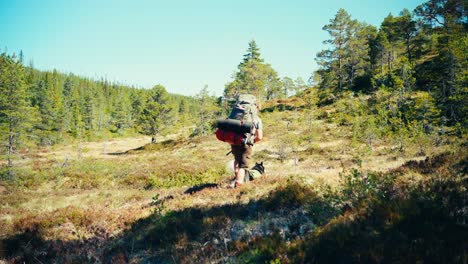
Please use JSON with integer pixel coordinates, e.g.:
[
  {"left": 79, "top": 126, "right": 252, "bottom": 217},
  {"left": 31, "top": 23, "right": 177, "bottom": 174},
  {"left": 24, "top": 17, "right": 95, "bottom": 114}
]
[
  {"left": 312, "top": 1, "right": 467, "bottom": 130},
  {"left": 191, "top": 85, "right": 220, "bottom": 137},
  {"left": 272, "top": 113, "right": 304, "bottom": 163},
  {"left": 333, "top": 93, "right": 366, "bottom": 126},
  {"left": 236, "top": 232, "right": 288, "bottom": 264},
  {"left": 339, "top": 169, "right": 394, "bottom": 206},
  {"left": 150, "top": 193, "right": 167, "bottom": 217},
  {"left": 301, "top": 87, "right": 319, "bottom": 109},
  {"left": 144, "top": 166, "right": 226, "bottom": 189},
  {"left": 264, "top": 180, "right": 318, "bottom": 209},
  {"left": 110, "top": 88, "right": 133, "bottom": 135},
  {"left": 225, "top": 40, "right": 282, "bottom": 101},
  {"left": 298, "top": 152, "right": 467, "bottom": 263},
  {"left": 0, "top": 57, "right": 203, "bottom": 150},
  {"left": 281, "top": 76, "right": 295, "bottom": 98},
  {"left": 329, "top": 89, "right": 441, "bottom": 153},
  {"left": 231, "top": 153, "right": 467, "bottom": 264},
  {"left": 0, "top": 52, "right": 35, "bottom": 169},
  {"left": 138, "top": 85, "right": 176, "bottom": 143},
  {"left": 1, "top": 2, "right": 466, "bottom": 262},
  {"left": 316, "top": 9, "right": 377, "bottom": 93}
]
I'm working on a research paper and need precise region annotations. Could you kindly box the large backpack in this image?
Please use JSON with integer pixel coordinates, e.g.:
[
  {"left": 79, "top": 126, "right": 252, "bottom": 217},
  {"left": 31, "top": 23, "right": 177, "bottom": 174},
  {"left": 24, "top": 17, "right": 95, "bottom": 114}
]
[
  {"left": 228, "top": 94, "right": 258, "bottom": 124},
  {"left": 216, "top": 94, "right": 259, "bottom": 145}
]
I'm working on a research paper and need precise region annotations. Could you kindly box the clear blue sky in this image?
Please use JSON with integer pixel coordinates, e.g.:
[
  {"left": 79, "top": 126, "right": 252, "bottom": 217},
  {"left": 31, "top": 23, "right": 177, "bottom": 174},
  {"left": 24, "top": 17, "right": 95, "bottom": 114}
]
[{"left": 1, "top": 0, "right": 425, "bottom": 96}]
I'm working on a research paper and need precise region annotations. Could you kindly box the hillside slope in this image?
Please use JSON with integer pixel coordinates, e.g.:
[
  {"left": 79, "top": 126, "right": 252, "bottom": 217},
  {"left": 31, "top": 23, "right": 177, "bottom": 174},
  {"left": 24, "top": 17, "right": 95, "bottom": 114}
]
[{"left": 0, "top": 107, "right": 465, "bottom": 263}]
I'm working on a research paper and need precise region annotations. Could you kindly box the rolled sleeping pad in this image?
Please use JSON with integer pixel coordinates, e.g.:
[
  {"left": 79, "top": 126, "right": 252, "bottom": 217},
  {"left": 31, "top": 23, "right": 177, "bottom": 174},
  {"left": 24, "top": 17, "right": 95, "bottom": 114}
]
[
  {"left": 215, "top": 128, "right": 245, "bottom": 145},
  {"left": 216, "top": 118, "right": 254, "bottom": 134}
]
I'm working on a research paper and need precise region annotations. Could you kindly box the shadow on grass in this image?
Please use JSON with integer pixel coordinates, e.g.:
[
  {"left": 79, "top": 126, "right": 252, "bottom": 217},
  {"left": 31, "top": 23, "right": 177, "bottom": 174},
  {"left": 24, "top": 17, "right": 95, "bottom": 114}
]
[
  {"left": 299, "top": 183, "right": 468, "bottom": 263},
  {"left": 184, "top": 183, "right": 220, "bottom": 195},
  {"left": 0, "top": 182, "right": 325, "bottom": 263}
]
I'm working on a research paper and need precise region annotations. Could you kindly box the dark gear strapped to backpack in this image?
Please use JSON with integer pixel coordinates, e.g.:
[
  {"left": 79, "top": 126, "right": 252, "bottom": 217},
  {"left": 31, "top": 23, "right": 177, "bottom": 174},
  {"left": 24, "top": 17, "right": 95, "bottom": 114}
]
[{"left": 216, "top": 94, "right": 260, "bottom": 146}]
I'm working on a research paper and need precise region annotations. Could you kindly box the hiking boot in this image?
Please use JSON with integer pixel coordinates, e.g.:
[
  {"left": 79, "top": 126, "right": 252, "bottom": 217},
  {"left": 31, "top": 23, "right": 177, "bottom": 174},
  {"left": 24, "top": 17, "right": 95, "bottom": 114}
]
[
  {"left": 229, "top": 179, "right": 236, "bottom": 188},
  {"left": 229, "top": 179, "right": 244, "bottom": 188}
]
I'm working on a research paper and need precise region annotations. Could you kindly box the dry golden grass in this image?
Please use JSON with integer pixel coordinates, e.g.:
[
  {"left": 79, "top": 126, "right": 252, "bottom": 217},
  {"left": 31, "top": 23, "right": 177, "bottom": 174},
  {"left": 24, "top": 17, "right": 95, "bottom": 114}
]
[
  {"left": 1, "top": 108, "right": 454, "bottom": 263},
  {"left": 1, "top": 130, "right": 437, "bottom": 216},
  {"left": 45, "top": 135, "right": 151, "bottom": 160}
]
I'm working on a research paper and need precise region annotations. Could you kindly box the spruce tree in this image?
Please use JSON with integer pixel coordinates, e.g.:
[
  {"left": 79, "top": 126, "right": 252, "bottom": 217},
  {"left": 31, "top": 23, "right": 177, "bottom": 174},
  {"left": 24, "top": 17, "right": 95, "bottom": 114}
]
[
  {"left": 138, "top": 85, "right": 174, "bottom": 143},
  {"left": 32, "top": 71, "right": 65, "bottom": 145},
  {"left": 242, "top": 40, "right": 263, "bottom": 63},
  {"left": 69, "top": 83, "right": 84, "bottom": 138},
  {"left": 0, "top": 52, "right": 32, "bottom": 171},
  {"left": 110, "top": 87, "right": 132, "bottom": 134}
]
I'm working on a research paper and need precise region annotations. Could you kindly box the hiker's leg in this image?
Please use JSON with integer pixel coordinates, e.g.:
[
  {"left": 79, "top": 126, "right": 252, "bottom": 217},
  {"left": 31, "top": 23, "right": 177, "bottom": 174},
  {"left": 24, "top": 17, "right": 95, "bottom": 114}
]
[
  {"left": 235, "top": 145, "right": 252, "bottom": 184},
  {"left": 234, "top": 160, "right": 239, "bottom": 177},
  {"left": 236, "top": 168, "right": 246, "bottom": 183},
  {"left": 231, "top": 144, "right": 251, "bottom": 186},
  {"left": 231, "top": 145, "right": 242, "bottom": 178}
]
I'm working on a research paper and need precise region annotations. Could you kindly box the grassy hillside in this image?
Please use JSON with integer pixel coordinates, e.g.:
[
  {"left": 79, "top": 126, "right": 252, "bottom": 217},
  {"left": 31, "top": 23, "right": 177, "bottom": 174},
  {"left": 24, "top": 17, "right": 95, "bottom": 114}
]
[{"left": 0, "top": 95, "right": 466, "bottom": 263}]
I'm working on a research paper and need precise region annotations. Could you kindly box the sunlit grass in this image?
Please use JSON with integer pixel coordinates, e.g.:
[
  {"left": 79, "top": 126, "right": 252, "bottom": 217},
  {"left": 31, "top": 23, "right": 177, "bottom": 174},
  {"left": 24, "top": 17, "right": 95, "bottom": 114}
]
[{"left": 0, "top": 101, "right": 459, "bottom": 263}]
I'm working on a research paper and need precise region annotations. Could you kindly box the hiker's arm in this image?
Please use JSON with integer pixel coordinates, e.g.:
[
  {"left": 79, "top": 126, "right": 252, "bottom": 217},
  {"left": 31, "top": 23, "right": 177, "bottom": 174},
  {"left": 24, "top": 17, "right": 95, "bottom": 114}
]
[{"left": 254, "top": 129, "right": 263, "bottom": 143}]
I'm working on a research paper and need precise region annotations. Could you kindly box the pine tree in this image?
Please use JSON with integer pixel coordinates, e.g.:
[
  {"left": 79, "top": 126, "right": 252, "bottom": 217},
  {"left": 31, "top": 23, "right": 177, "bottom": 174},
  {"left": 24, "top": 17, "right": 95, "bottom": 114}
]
[
  {"left": 374, "top": 30, "right": 392, "bottom": 74},
  {"left": 316, "top": 9, "right": 355, "bottom": 92},
  {"left": 225, "top": 40, "right": 281, "bottom": 100},
  {"left": 282, "top": 77, "right": 295, "bottom": 98},
  {"left": 398, "top": 9, "right": 418, "bottom": 63},
  {"left": 264, "top": 66, "right": 282, "bottom": 100},
  {"left": 414, "top": 0, "right": 467, "bottom": 126},
  {"left": 346, "top": 22, "right": 377, "bottom": 91},
  {"left": 294, "top": 77, "right": 308, "bottom": 95},
  {"left": 380, "top": 14, "right": 401, "bottom": 72}
]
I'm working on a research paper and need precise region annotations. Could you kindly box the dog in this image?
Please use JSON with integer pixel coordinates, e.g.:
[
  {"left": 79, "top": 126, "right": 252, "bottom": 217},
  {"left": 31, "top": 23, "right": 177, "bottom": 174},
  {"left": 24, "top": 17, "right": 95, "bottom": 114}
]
[
  {"left": 246, "top": 161, "right": 266, "bottom": 181},
  {"left": 229, "top": 161, "right": 266, "bottom": 188}
]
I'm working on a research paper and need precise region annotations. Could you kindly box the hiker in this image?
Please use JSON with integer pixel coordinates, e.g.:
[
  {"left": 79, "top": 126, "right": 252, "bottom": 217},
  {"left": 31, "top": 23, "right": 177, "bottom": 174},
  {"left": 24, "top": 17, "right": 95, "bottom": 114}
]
[
  {"left": 215, "top": 94, "right": 263, "bottom": 187},
  {"left": 230, "top": 109, "right": 262, "bottom": 187}
]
